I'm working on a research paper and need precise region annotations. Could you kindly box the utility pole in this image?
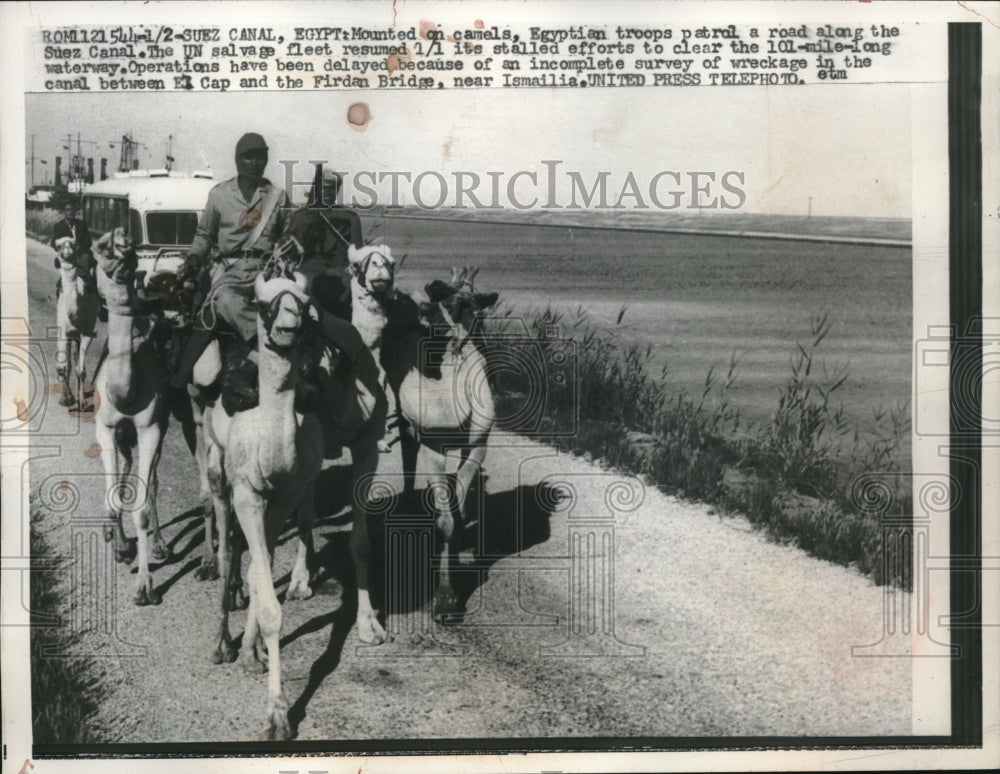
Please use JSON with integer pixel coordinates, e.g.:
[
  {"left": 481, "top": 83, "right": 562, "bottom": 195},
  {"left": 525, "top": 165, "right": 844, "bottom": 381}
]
[
  {"left": 808, "top": 196, "right": 813, "bottom": 218},
  {"left": 111, "top": 133, "right": 146, "bottom": 173},
  {"left": 62, "top": 133, "right": 98, "bottom": 191}
]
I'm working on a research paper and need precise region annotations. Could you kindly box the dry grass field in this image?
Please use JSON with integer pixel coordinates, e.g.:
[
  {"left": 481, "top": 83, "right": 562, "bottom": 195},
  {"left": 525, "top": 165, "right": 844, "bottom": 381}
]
[{"left": 371, "top": 212, "right": 911, "bottom": 440}]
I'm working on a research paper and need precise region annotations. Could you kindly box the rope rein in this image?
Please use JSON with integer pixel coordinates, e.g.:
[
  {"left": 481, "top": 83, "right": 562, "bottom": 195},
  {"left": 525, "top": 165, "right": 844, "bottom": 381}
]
[{"left": 195, "top": 237, "right": 305, "bottom": 331}]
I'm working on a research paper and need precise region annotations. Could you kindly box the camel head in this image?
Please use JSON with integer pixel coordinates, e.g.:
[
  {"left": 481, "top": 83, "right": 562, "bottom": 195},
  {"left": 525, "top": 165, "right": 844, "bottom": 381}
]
[
  {"left": 54, "top": 236, "right": 79, "bottom": 272},
  {"left": 254, "top": 271, "right": 311, "bottom": 351},
  {"left": 348, "top": 243, "right": 396, "bottom": 300},
  {"left": 423, "top": 274, "right": 498, "bottom": 342},
  {"left": 94, "top": 227, "right": 137, "bottom": 285}
]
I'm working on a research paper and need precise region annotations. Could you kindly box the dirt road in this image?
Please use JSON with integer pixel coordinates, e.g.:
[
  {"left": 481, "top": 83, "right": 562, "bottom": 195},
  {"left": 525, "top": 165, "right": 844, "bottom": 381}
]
[{"left": 23, "top": 237, "right": 911, "bottom": 743}]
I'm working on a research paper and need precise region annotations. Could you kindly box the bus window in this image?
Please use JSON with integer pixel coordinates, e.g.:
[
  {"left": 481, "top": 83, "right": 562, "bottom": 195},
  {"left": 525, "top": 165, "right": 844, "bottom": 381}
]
[
  {"left": 114, "top": 199, "right": 128, "bottom": 230},
  {"left": 145, "top": 212, "right": 199, "bottom": 246},
  {"left": 129, "top": 210, "right": 144, "bottom": 243}
]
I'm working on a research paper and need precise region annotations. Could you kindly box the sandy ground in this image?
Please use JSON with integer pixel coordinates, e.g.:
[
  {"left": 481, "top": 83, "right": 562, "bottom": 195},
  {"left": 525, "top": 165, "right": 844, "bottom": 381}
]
[{"left": 23, "top": 236, "right": 911, "bottom": 743}]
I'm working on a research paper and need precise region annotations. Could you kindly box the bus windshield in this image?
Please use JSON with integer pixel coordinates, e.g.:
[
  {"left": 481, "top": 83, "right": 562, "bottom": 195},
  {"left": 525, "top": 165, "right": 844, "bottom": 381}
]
[{"left": 144, "top": 211, "right": 199, "bottom": 246}]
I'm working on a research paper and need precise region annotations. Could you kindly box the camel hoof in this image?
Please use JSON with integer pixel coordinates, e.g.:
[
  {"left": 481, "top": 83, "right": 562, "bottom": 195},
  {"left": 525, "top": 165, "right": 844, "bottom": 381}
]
[
  {"left": 133, "top": 586, "right": 161, "bottom": 606},
  {"left": 357, "top": 614, "right": 387, "bottom": 645},
  {"left": 116, "top": 546, "right": 136, "bottom": 564},
  {"left": 194, "top": 559, "right": 220, "bottom": 581},
  {"left": 211, "top": 641, "right": 237, "bottom": 665},
  {"left": 377, "top": 439, "right": 392, "bottom": 454},
  {"left": 266, "top": 706, "right": 293, "bottom": 741},
  {"left": 239, "top": 650, "right": 267, "bottom": 675},
  {"left": 286, "top": 576, "right": 312, "bottom": 601},
  {"left": 433, "top": 588, "right": 460, "bottom": 623},
  {"left": 150, "top": 543, "right": 171, "bottom": 563},
  {"left": 229, "top": 585, "right": 249, "bottom": 611}
]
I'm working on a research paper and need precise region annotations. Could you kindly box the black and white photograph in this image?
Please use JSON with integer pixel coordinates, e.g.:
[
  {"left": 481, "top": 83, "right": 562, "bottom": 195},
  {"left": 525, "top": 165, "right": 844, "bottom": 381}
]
[{"left": 1, "top": 1, "right": 997, "bottom": 771}]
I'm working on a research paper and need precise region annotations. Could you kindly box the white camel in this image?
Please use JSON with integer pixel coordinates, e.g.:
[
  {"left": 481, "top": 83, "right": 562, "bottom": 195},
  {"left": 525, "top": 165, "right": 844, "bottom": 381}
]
[
  {"left": 201, "top": 250, "right": 388, "bottom": 665},
  {"left": 54, "top": 236, "right": 98, "bottom": 409},
  {"left": 351, "top": 248, "right": 499, "bottom": 620},
  {"left": 210, "top": 269, "right": 323, "bottom": 740},
  {"left": 92, "top": 228, "right": 171, "bottom": 605}
]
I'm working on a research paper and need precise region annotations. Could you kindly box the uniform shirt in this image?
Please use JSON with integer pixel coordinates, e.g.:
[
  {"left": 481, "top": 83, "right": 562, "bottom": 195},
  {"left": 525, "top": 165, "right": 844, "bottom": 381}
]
[{"left": 188, "top": 176, "right": 291, "bottom": 263}]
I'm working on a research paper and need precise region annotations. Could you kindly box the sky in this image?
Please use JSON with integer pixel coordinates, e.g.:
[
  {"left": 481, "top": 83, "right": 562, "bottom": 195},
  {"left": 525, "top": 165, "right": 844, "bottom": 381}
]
[{"left": 25, "top": 83, "right": 911, "bottom": 218}]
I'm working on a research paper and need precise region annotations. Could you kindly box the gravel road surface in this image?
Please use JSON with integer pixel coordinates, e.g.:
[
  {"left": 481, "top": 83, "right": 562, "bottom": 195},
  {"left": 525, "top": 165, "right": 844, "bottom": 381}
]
[{"left": 23, "top": 236, "right": 911, "bottom": 743}]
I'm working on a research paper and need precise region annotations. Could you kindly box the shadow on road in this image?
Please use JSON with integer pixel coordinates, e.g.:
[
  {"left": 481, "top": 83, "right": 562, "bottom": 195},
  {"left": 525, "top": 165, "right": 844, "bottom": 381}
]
[
  {"left": 284, "top": 529, "right": 359, "bottom": 738},
  {"left": 120, "top": 506, "right": 210, "bottom": 600},
  {"left": 231, "top": 481, "right": 557, "bottom": 734}
]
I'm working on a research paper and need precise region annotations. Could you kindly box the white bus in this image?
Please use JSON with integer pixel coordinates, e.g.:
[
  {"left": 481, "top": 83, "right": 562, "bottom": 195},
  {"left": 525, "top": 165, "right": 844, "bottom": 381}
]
[{"left": 82, "top": 169, "right": 216, "bottom": 278}]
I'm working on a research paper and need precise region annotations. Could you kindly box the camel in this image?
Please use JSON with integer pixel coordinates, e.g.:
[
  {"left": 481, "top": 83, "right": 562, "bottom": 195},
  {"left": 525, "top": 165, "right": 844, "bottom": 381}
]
[
  {"left": 53, "top": 236, "right": 98, "bottom": 409},
  {"left": 92, "top": 228, "right": 171, "bottom": 605},
  {"left": 208, "top": 267, "right": 323, "bottom": 740},
  {"left": 207, "top": 239, "right": 388, "bottom": 680},
  {"left": 255, "top": 226, "right": 392, "bottom": 646},
  {"left": 351, "top": 251, "right": 499, "bottom": 620}
]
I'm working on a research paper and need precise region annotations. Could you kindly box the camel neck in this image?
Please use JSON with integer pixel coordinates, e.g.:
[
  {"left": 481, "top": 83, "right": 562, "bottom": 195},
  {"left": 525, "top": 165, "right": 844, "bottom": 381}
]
[
  {"left": 350, "top": 281, "right": 388, "bottom": 349},
  {"left": 255, "top": 320, "right": 301, "bottom": 419},
  {"left": 105, "top": 310, "right": 135, "bottom": 358},
  {"left": 103, "top": 309, "right": 139, "bottom": 409},
  {"left": 58, "top": 268, "right": 77, "bottom": 297}
]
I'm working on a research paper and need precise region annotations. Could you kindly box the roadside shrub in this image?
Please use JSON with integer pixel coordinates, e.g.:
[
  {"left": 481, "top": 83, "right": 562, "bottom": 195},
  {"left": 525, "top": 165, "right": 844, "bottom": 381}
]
[
  {"left": 482, "top": 305, "right": 912, "bottom": 588},
  {"left": 748, "top": 312, "right": 852, "bottom": 498},
  {"left": 29, "top": 510, "right": 106, "bottom": 744},
  {"left": 26, "top": 208, "right": 62, "bottom": 241}
]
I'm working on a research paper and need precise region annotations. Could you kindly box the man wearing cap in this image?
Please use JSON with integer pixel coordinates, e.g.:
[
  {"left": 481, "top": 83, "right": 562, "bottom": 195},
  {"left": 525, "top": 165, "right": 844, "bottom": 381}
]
[
  {"left": 297, "top": 167, "right": 364, "bottom": 319},
  {"left": 172, "top": 132, "right": 292, "bottom": 410}
]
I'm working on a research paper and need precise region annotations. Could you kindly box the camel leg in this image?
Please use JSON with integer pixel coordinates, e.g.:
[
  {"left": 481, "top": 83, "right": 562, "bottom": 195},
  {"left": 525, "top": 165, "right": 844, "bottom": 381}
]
[
  {"left": 210, "top": 484, "right": 237, "bottom": 664},
  {"left": 57, "top": 331, "right": 75, "bottom": 407},
  {"left": 204, "top": 419, "right": 245, "bottom": 605},
  {"left": 145, "top": 450, "right": 170, "bottom": 563},
  {"left": 130, "top": 424, "right": 163, "bottom": 606},
  {"left": 239, "top": 573, "right": 266, "bottom": 674},
  {"left": 235, "top": 488, "right": 266, "bottom": 676},
  {"left": 77, "top": 334, "right": 93, "bottom": 409},
  {"left": 228, "top": 524, "right": 248, "bottom": 611},
  {"left": 114, "top": 438, "right": 134, "bottom": 562},
  {"left": 428, "top": 461, "right": 460, "bottom": 622},
  {"left": 349, "top": 441, "right": 387, "bottom": 644},
  {"left": 399, "top": 421, "right": 420, "bottom": 506},
  {"left": 97, "top": 419, "right": 135, "bottom": 563},
  {"left": 454, "top": 442, "right": 487, "bottom": 567},
  {"left": 95, "top": 420, "right": 121, "bottom": 550},
  {"left": 454, "top": 442, "right": 488, "bottom": 523},
  {"left": 287, "top": 481, "right": 316, "bottom": 601},
  {"left": 234, "top": 486, "right": 292, "bottom": 740},
  {"left": 192, "top": 397, "right": 219, "bottom": 581}
]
